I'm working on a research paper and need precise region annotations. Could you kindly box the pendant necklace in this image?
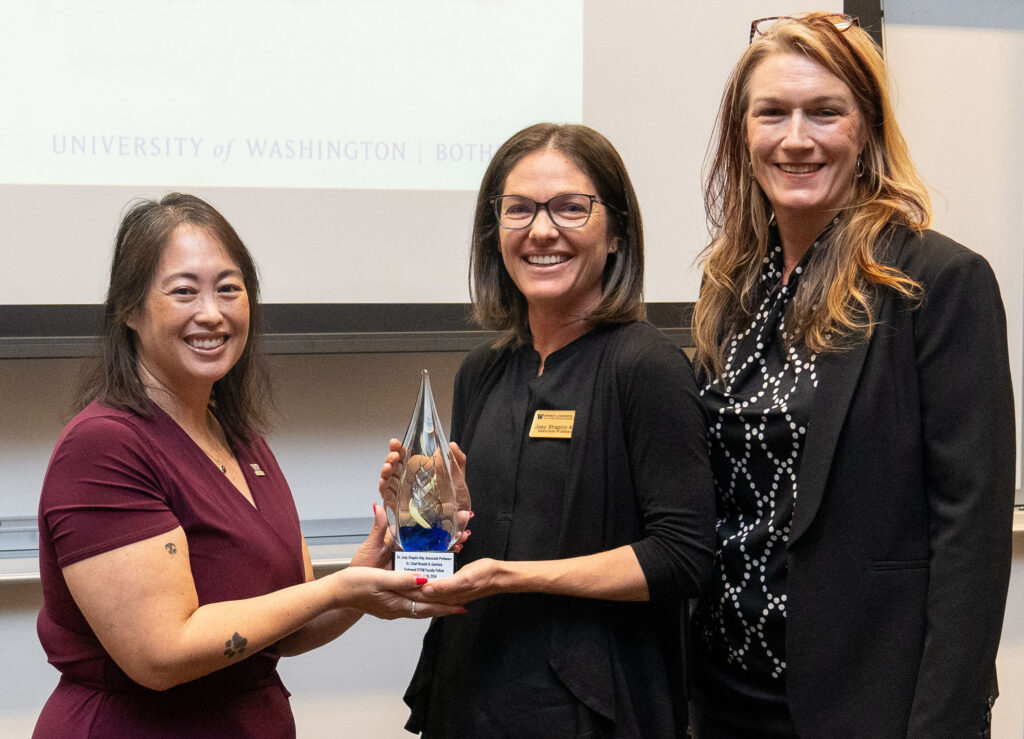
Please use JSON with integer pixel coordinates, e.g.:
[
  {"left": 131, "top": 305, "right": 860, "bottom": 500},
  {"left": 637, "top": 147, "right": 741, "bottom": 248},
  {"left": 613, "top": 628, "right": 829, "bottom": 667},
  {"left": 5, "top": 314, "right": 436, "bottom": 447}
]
[
  {"left": 204, "top": 410, "right": 231, "bottom": 475},
  {"left": 206, "top": 449, "right": 228, "bottom": 474}
]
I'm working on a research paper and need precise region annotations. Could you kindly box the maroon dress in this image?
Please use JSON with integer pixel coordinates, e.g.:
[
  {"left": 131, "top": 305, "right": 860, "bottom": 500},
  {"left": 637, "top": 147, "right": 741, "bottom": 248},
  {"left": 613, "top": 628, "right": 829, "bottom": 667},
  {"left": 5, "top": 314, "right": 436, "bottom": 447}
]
[{"left": 34, "top": 401, "right": 306, "bottom": 738}]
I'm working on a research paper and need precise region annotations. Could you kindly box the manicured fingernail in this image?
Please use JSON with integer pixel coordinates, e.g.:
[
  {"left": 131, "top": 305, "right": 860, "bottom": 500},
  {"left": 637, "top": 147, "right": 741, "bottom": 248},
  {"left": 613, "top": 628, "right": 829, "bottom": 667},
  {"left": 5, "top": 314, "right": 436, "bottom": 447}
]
[
  {"left": 372, "top": 503, "right": 378, "bottom": 514},
  {"left": 457, "top": 607, "right": 469, "bottom": 614},
  {"left": 415, "top": 576, "right": 428, "bottom": 585},
  {"left": 469, "top": 511, "right": 476, "bottom": 518}
]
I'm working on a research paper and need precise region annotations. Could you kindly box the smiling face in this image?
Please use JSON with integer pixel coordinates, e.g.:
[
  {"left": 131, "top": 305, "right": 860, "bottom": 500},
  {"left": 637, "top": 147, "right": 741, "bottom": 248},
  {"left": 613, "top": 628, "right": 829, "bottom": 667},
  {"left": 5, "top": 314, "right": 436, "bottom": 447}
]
[
  {"left": 126, "top": 224, "right": 250, "bottom": 401},
  {"left": 498, "top": 148, "right": 617, "bottom": 321},
  {"left": 746, "top": 52, "right": 867, "bottom": 233}
]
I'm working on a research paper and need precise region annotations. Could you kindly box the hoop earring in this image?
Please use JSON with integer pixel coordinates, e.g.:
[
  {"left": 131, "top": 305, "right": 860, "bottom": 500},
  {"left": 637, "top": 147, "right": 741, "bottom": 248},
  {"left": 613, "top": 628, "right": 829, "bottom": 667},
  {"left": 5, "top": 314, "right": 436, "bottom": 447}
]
[{"left": 855, "top": 158, "right": 865, "bottom": 178}]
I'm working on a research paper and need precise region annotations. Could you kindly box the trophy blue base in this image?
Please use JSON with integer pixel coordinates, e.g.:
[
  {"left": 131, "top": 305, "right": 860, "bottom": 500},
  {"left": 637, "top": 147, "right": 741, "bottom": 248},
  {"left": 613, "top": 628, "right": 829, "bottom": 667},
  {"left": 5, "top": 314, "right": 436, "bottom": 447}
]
[{"left": 394, "top": 551, "right": 455, "bottom": 580}]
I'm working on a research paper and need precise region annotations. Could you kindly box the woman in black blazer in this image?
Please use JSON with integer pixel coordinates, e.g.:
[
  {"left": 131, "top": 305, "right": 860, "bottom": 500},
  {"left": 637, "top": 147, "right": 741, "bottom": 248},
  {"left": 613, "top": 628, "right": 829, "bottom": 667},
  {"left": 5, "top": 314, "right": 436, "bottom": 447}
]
[{"left": 689, "top": 13, "right": 1015, "bottom": 738}]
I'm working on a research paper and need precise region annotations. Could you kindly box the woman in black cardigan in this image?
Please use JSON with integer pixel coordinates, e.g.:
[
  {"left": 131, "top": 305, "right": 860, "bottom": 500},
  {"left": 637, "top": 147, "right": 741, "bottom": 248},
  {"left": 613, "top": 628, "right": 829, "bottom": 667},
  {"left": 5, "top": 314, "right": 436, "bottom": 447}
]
[
  {"left": 381, "top": 123, "right": 716, "bottom": 736},
  {"left": 689, "top": 13, "right": 1015, "bottom": 738}
]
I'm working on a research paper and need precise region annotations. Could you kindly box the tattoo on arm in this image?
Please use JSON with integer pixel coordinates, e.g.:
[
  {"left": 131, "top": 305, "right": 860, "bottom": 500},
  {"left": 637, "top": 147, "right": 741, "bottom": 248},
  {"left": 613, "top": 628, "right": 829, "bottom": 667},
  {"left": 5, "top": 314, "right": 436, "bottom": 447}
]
[
  {"left": 223, "top": 632, "right": 248, "bottom": 659},
  {"left": 164, "top": 543, "right": 177, "bottom": 555}
]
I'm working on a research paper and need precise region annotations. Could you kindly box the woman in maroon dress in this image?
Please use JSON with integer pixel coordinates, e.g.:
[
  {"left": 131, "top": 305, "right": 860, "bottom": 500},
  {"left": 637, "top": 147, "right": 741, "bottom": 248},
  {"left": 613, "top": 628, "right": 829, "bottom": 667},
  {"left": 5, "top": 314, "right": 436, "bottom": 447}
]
[{"left": 34, "top": 193, "right": 465, "bottom": 738}]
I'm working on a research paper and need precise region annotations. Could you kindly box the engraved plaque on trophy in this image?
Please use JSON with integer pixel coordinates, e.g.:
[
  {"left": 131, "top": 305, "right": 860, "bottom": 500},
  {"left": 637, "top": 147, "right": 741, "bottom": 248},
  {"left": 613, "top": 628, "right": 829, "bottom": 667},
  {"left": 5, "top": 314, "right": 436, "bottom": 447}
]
[{"left": 383, "top": 370, "right": 469, "bottom": 580}]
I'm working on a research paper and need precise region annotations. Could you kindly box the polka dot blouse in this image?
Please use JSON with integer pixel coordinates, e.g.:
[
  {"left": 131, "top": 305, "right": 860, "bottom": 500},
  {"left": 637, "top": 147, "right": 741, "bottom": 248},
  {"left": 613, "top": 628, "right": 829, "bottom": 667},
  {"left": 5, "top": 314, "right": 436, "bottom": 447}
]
[{"left": 695, "top": 230, "right": 826, "bottom": 682}]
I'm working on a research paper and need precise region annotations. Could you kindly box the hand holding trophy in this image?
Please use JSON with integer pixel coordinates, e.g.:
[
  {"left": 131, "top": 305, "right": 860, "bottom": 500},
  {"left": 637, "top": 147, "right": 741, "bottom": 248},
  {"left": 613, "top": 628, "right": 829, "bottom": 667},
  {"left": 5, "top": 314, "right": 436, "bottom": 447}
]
[{"left": 382, "top": 370, "right": 471, "bottom": 579}]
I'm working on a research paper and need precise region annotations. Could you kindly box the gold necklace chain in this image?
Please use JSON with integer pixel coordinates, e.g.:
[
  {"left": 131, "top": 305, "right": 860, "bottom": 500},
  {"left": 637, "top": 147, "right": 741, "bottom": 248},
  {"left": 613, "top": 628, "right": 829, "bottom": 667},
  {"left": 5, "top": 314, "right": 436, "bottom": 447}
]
[
  {"left": 204, "top": 448, "right": 229, "bottom": 474},
  {"left": 204, "top": 410, "right": 233, "bottom": 475}
]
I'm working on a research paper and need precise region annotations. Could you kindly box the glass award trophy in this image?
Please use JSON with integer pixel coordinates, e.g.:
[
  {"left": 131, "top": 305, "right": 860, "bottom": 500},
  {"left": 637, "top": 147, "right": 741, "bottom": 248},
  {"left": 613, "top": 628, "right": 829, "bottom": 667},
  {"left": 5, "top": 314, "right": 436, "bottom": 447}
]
[{"left": 383, "top": 370, "right": 469, "bottom": 579}]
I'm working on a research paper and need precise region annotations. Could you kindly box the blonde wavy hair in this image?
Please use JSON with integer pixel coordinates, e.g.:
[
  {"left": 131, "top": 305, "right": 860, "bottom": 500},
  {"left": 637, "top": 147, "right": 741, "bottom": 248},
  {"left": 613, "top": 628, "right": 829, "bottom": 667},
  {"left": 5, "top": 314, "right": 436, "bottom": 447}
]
[{"left": 693, "top": 12, "right": 931, "bottom": 380}]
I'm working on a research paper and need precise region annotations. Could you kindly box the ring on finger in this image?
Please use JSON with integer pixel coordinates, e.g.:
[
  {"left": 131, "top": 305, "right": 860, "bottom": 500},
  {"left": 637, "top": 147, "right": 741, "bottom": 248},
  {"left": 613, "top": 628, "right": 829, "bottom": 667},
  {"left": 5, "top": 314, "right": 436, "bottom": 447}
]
[{"left": 410, "top": 600, "right": 417, "bottom": 617}]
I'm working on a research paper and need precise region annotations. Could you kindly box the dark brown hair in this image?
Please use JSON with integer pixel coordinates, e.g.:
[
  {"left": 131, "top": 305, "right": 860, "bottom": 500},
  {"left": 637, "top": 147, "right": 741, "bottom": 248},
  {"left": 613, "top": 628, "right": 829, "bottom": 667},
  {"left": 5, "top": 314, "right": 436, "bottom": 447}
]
[
  {"left": 470, "top": 123, "right": 646, "bottom": 347},
  {"left": 78, "top": 192, "right": 271, "bottom": 444}
]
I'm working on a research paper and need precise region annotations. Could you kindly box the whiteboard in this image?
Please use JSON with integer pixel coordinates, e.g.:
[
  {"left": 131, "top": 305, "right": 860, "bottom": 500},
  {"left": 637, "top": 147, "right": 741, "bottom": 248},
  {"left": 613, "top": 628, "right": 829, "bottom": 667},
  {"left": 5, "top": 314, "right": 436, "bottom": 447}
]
[{"left": 0, "top": 1, "right": 845, "bottom": 309}]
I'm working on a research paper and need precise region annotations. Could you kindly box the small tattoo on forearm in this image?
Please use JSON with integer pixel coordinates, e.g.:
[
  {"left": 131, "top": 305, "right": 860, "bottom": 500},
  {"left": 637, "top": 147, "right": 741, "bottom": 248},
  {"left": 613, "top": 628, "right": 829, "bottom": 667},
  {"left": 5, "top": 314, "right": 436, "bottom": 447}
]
[
  {"left": 224, "top": 632, "right": 248, "bottom": 658},
  {"left": 165, "top": 543, "right": 177, "bottom": 555}
]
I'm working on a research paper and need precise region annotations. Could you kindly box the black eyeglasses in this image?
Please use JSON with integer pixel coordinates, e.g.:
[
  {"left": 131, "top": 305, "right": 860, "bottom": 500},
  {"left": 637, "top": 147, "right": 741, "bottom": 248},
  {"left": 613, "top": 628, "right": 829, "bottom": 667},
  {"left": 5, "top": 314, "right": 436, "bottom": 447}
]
[
  {"left": 490, "top": 193, "right": 616, "bottom": 230},
  {"left": 749, "top": 13, "right": 859, "bottom": 43}
]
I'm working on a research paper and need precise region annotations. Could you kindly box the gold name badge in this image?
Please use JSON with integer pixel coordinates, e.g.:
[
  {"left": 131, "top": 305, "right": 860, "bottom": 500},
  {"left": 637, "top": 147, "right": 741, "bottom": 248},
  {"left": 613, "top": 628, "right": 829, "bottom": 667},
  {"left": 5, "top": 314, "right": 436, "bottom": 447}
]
[{"left": 529, "top": 410, "right": 575, "bottom": 439}]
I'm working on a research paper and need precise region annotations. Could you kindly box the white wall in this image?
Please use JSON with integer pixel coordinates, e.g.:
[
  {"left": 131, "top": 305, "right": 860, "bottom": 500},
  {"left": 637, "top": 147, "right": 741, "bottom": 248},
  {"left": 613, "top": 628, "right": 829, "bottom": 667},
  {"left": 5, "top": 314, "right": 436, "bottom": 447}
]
[
  {"left": 995, "top": 537, "right": 1024, "bottom": 738},
  {"left": 883, "top": 0, "right": 1024, "bottom": 488}
]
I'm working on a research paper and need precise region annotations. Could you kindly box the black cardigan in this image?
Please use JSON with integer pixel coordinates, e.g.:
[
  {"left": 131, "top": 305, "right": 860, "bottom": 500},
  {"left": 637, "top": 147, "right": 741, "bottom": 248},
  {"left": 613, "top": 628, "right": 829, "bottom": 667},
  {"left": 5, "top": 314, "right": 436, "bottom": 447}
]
[{"left": 404, "top": 321, "right": 716, "bottom": 737}]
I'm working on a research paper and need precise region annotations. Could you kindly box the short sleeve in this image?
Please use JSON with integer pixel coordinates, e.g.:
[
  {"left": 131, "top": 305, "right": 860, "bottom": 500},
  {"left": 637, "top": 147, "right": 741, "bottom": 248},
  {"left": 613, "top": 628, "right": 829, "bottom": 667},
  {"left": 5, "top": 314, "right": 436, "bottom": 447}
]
[{"left": 40, "top": 413, "right": 181, "bottom": 568}]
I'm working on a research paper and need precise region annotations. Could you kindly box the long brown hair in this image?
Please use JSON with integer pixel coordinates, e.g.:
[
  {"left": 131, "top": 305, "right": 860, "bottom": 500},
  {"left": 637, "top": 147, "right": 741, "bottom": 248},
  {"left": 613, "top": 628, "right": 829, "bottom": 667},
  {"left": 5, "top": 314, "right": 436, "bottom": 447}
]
[
  {"left": 78, "top": 193, "right": 271, "bottom": 444},
  {"left": 693, "top": 13, "right": 931, "bottom": 379},
  {"left": 470, "top": 123, "right": 646, "bottom": 347}
]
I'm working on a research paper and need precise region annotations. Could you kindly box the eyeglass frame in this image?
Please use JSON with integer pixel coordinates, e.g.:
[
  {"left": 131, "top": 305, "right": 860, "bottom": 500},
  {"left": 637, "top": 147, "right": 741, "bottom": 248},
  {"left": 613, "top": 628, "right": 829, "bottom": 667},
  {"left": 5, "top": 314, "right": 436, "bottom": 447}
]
[
  {"left": 489, "top": 193, "right": 620, "bottom": 230},
  {"left": 749, "top": 13, "right": 860, "bottom": 44}
]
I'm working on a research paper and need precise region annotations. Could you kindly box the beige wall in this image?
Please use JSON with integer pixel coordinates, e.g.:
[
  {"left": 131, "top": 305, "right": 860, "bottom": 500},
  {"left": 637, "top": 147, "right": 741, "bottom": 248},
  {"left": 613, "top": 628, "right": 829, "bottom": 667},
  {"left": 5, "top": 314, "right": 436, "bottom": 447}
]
[{"left": 3, "top": 355, "right": 1023, "bottom": 737}]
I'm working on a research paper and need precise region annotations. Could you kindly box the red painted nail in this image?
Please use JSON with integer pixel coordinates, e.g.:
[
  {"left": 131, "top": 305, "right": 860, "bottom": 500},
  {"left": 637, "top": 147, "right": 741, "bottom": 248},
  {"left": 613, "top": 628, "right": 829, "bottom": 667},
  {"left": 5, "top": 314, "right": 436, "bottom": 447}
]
[
  {"left": 372, "top": 503, "right": 378, "bottom": 514},
  {"left": 415, "top": 576, "right": 428, "bottom": 585}
]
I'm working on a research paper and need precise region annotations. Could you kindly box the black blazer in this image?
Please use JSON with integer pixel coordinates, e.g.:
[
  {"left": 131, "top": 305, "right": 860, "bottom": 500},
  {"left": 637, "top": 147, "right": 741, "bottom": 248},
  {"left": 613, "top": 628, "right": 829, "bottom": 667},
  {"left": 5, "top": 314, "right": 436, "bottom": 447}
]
[{"left": 783, "top": 226, "right": 1015, "bottom": 737}]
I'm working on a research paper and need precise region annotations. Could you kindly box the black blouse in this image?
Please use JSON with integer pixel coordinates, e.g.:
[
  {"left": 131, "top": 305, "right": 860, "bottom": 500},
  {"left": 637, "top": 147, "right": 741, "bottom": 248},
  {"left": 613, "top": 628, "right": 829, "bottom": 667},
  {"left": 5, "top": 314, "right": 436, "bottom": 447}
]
[
  {"left": 694, "top": 229, "right": 825, "bottom": 726},
  {"left": 486, "top": 333, "right": 576, "bottom": 562},
  {"left": 403, "top": 322, "right": 716, "bottom": 738}
]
